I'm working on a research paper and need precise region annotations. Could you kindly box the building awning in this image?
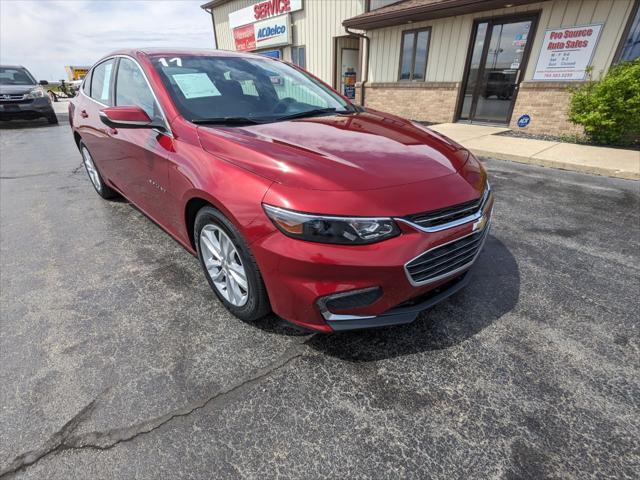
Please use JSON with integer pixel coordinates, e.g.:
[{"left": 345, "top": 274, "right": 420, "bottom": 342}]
[{"left": 343, "top": 0, "right": 542, "bottom": 30}]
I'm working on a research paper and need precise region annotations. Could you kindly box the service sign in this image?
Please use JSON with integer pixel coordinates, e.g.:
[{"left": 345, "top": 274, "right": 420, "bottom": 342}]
[
  {"left": 532, "top": 24, "right": 603, "bottom": 81},
  {"left": 229, "top": 0, "right": 302, "bottom": 29},
  {"left": 233, "top": 15, "right": 291, "bottom": 52}
]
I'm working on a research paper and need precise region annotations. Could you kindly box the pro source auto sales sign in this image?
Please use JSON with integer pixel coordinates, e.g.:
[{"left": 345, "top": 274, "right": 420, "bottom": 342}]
[{"left": 533, "top": 24, "right": 603, "bottom": 81}]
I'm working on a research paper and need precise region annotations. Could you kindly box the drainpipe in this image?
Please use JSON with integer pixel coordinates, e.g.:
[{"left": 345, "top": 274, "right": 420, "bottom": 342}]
[
  {"left": 345, "top": 26, "right": 369, "bottom": 107},
  {"left": 202, "top": 6, "right": 219, "bottom": 49}
]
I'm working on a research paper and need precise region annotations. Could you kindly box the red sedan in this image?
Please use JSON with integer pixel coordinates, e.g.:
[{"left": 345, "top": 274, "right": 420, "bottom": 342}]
[{"left": 70, "top": 49, "right": 493, "bottom": 332}]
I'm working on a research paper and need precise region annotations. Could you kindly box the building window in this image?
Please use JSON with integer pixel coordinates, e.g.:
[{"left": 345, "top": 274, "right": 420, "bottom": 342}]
[
  {"left": 616, "top": 1, "right": 640, "bottom": 63},
  {"left": 292, "top": 46, "right": 306, "bottom": 69},
  {"left": 368, "top": 0, "right": 401, "bottom": 11},
  {"left": 399, "top": 28, "right": 431, "bottom": 81}
]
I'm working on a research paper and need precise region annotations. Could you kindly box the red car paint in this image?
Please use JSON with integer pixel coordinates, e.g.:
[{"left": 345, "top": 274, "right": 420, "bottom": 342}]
[{"left": 71, "top": 49, "right": 492, "bottom": 332}]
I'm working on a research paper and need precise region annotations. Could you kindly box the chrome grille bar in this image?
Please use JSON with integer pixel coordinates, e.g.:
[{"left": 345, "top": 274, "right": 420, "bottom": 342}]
[
  {"left": 404, "top": 221, "right": 491, "bottom": 286},
  {"left": 397, "top": 184, "right": 491, "bottom": 233}
]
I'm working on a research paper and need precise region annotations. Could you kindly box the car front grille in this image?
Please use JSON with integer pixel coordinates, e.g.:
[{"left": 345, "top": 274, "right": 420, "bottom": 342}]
[
  {"left": 405, "top": 185, "right": 491, "bottom": 231},
  {"left": 405, "top": 225, "right": 490, "bottom": 285},
  {"left": 0, "top": 94, "right": 27, "bottom": 102}
]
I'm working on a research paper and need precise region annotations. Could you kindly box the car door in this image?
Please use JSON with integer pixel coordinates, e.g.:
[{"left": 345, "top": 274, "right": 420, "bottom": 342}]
[
  {"left": 76, "top": 58, "right": 117, "bottom": 182},
  {"left": 111, "top": 56, "right": 174, "bottom": 224}
]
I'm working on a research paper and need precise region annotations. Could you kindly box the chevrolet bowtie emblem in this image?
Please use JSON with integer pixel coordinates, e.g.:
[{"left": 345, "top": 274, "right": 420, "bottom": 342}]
[{"left": 472, "top": 214, "right": 488, "bottom": 232}]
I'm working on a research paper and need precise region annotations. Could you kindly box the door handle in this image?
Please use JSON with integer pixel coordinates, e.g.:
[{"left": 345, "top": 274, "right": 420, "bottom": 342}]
[{"left": 80, "top": 110, "right": 88, "bottom": 118}]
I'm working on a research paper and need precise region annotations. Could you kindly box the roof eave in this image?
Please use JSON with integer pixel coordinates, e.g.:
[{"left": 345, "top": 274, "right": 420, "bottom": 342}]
[
  {"left": 343, "top": 0, "right": 541, "bottom": 30},
  {"left": 200, "top": 0, "right": 231, "bottom": 10}
]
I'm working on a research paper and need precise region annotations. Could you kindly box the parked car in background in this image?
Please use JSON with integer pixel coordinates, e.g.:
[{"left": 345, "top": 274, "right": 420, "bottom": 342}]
[
  {"left": 70, "top": 48, "right": 493, "bottom": 332},
  {"left": 0, "top": 65, "right": 57, "bottom": 124}
]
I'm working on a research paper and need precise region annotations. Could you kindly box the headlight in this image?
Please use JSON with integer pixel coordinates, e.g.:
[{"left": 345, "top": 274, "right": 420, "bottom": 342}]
[
  {"left": 263, "top": 204, "right": 400, "bottom": 245},
  {"left": 26, "top": 87, "right": 46, "bottom": 99}
]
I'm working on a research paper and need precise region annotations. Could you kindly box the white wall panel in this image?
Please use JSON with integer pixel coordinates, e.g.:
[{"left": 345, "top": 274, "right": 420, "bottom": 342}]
[
  {"left": 212, "top": 0, "right": 366, "bottom": 85},
  {"left": 366, "top": 0, "right": 634, "bottom": 83}
]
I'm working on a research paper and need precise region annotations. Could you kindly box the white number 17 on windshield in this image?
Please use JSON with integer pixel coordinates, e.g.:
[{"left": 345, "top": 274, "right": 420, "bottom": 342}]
[{"left": 158, "top": 57, "right": 182, "bottom": 67}]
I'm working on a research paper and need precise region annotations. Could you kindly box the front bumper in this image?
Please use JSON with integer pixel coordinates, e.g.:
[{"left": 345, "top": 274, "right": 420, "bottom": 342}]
[
  {"left": 0, "top": 98, "right": 54, "bottom": 121},
  {"left": 251, "top": 196, "right": 493, "bottom": 332},
  {"left": 325, "top": 273, "right": 471, "bottom": 331}
]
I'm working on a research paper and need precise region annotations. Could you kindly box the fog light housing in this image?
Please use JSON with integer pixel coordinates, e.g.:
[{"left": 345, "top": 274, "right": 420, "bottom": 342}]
[{"left": 317, "top": 287, "right": 382, "bottom": 321}]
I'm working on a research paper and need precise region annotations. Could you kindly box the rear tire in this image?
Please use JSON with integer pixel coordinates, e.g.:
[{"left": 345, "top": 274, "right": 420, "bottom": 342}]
[
  {"left": 79, "top": 140, "right": 118, "bottom": 199},
  {"left": 195, "top": 206, "right": 271, "bottom": 322}
]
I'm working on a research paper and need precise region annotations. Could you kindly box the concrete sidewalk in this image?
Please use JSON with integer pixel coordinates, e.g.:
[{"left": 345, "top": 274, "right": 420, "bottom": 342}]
[{"left": 430, "top": 123, "right": 640, "bottom": 180}]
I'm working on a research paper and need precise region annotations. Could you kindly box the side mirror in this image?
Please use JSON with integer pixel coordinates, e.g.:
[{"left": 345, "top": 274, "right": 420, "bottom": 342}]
[
  {"left": 39, "top": 80, "right": 49, "bottom": 86},
  {"left": 99, "top": 106, "right": 163, "bottom": 130}
]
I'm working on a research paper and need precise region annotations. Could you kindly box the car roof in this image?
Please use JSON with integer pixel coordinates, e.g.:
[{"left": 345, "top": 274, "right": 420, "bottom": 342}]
[
  {"left": 100, "top": 48, "right": 272, "bottom": 61},
  {"left": 0, "top": 65, "right": 28, "bottom": 69}
]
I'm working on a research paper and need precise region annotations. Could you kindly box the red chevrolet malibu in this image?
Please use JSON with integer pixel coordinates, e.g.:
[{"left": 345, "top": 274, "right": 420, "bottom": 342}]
[{"left": 70, "top": 49, "right": 493, "bottom": 332}]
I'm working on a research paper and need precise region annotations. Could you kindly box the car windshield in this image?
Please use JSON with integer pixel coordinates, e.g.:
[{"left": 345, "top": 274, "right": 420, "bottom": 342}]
[
  {"left": 0, "top": 67, "right": 36, "bottom": 85},
  {"left": 151, "top": 54, "right": 355, "bottom": 124}
]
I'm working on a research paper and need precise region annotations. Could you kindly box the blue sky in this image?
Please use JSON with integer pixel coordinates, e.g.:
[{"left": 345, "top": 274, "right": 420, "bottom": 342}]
[{"left": 0, "top": 0, "right": 215, "bottom": 81}]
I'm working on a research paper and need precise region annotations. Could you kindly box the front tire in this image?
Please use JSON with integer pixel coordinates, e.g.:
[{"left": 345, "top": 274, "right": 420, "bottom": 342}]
[
  {"left": 195, "top": 206, "right": 271, "bottom": 322},
  {"left": 79, "top": 141, "right": 118, "bottom": 199}
]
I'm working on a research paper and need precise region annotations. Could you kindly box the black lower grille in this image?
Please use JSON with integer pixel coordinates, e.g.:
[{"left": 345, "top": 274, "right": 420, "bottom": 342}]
[
  {"left": 406, "top": 227, "right": 488, "bottom": 284},
  {"left": 324, "top": 287, "right": 382, "bottom": 311}
]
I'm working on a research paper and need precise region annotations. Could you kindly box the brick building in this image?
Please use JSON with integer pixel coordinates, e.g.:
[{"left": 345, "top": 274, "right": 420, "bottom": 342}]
[{"left": 202, "top": 0, "right": 640, "bottom": 136}]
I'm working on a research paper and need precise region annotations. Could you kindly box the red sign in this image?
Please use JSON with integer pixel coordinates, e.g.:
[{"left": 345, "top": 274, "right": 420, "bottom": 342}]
[
  {"left": 253, "top": 0, "right": 290, "bottom": 21},
  {"left": 233, "top": 24, "right": 256, "bottom": 52}
]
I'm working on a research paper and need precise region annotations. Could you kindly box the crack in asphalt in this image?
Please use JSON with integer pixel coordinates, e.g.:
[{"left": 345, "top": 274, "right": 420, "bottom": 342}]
[
  {"left": 0, "top": 336, "right": 314, "bottom": 478},
  {"left": 0, "top": 172, "right": 60, "bottom": 180}
]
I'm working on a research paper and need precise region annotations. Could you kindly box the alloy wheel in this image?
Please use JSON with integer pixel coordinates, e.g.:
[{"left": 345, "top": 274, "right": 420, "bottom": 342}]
[
  {"left": 81, "top": 146, "right": 101, "bottom": 191},
  {"left": 199, "top": 224, "right": 249, "bottom": 307}
]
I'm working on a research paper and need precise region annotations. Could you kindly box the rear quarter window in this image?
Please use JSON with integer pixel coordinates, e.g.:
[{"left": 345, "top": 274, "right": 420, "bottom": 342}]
[
  {"left": 90, "top": 59, "right": 114, "bottom": 104},
  {"left": 82, "top": 70, "right": 92, "bottom": 95}
]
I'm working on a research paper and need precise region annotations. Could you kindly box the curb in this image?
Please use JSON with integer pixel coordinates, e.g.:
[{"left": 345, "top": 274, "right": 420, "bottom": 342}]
[{"left": 471, "top": 148, "right": 640, "bottom": 181}]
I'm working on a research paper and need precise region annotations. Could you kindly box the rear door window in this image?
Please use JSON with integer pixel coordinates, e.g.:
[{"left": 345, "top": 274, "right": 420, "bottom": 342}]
[{"left": 90, "top": 59, "right": 114, "bottom": 104}]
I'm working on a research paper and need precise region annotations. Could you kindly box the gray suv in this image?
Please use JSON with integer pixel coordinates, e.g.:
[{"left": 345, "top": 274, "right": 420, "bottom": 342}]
[{"left": 0, "top": 65, "right": 57, "bottom": 124}]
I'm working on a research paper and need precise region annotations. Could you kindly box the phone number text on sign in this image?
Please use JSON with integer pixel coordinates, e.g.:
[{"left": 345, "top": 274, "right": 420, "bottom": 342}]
[{"left": 533, "top": 24, "right": 603, "bottom": 81}]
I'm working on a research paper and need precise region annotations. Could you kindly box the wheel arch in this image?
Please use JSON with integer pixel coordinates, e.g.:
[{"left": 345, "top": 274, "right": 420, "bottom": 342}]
[
  {"left": 73, "top": 131, "right": 82, "bottom": 150},
  {"left": 185, "top": 197, "right": 211, "bottom": 251},
  {"left": 184, "top": 192, "right": 239, "bottom": 252}
]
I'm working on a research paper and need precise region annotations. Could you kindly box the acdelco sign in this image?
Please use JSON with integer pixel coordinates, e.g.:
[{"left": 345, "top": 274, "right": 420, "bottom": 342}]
[
  {"left": 229, "top": 0, "right": 302, "bottom": 29},
  {"left": 256, "top": 23, "right": 287, "bottom": 41},
  {"left": 233, "top": 15, "right": 291, "bottom": 51}
]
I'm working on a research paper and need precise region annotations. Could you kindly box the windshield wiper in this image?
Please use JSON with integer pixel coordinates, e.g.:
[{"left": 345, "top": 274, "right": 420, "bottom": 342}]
[
  {"left": 191, "top": 117, "right": 262, "bottom": 125},
  {"left": 274, "top": 107, "right": 352, "bottom": 121}
]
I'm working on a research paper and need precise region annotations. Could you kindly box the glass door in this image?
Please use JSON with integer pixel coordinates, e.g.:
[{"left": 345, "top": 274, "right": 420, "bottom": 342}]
[{"left": 459, "top": 15, "right": 537, "bottom": 124}]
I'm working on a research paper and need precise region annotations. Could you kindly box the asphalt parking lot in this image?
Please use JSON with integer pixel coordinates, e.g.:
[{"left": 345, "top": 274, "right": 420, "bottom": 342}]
[{"left": 1, "top": 121, "right": 639, "bottom": 479}]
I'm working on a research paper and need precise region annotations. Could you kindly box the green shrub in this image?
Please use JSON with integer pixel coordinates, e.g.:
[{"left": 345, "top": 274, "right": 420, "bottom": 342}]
[{"left": 568, "top": 59, "right": 640, "bottom": 146}]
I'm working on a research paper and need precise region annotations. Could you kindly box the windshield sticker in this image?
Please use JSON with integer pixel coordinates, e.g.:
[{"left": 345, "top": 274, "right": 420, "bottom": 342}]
[
  {"left": 158, "top": 57, "right": 182, "bottom": 68},
  {"left": 172, "top": 73, "right": 221, "bottom": 99}
]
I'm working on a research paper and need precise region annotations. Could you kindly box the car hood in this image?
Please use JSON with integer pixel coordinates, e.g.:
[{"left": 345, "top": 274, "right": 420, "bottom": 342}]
[
  {"left": 0, "top": 84, "right": 36, "bottom": 95},
  {"left": 197, "top": 110, "right": 469, "bottom": 191}
]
